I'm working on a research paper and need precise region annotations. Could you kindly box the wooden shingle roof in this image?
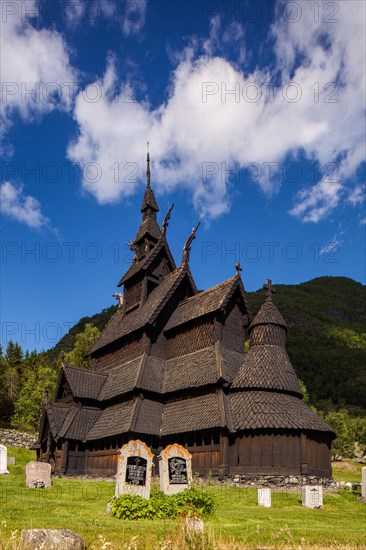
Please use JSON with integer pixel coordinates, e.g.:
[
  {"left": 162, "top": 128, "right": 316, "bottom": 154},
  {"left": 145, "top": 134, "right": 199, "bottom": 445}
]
[
  {"left": 230, "top": 391, "right": 335, "bottom": 434},
  {"left": 61, "top": 407, "right": 101, "bottom": 441},
  {"left": 62, "top": 365, "right": 107, "bottom": 399},
  {"left": 89, "top": 268, "right": 189, "bottom": 354},
  {"left": 164, "top": 276, "right": 249, "bottom": 332},
  {"left": 249, "top": 300, "right": 287, "bottom": 331},
  {"left": 86, "top": 400, "right": 136, "bottom": 441},
  {"left": 231, "top": 345, "right": 302, "bottom": 396},
  {"left": 161, "top": 394, "right": 223, "bottom": 435},
  {"left": 118, "top": 235, "right": 177, "bottom": 285},
  {"left": 98, "top": 356, "right": 144, "bottom": 400}
]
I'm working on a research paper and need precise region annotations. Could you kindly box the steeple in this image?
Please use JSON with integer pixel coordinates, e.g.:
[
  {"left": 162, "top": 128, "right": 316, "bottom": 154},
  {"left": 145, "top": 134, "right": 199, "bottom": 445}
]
[
  {"left": 141, "top": 143, "right": 159, "bottom": 215},
  {"left": 232, "top": 280, "right": 302, "bottom": 397}
]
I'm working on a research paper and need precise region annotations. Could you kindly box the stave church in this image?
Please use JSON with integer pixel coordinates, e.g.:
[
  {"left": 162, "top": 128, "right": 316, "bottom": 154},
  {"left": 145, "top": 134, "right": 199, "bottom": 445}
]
[{"left": 36, "top": 151, "right": 335, "bottom": 478}]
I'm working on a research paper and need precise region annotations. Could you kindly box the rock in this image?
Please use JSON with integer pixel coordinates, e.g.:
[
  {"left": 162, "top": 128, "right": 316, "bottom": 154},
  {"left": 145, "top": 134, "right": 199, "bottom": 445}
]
[
  {"left": 21, "top": 529, "right": 85, "bottom": 549},
  {"left": 185, "top": 518, "right": 204, "bottom": 534}
]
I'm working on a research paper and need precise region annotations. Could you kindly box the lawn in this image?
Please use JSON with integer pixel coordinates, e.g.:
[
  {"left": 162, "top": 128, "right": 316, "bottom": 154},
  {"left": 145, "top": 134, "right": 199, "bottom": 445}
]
[{"left": 0, "top": 448, "right": 365, "bottom": 549}]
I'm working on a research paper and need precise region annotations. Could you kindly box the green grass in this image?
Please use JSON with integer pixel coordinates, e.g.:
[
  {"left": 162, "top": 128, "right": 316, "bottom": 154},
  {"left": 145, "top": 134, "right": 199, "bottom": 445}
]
[
  {"left": 1, "top": 448, "right": 365, "bottom": 549},
  {"left": 331, "top": 461, "right": 364, "bottom": 483}
]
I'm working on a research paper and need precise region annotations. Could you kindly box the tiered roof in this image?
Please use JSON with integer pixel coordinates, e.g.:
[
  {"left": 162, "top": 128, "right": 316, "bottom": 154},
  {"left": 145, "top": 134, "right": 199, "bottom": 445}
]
[{"left": 231, "top": 282, "right": 334, "bottom": 435}]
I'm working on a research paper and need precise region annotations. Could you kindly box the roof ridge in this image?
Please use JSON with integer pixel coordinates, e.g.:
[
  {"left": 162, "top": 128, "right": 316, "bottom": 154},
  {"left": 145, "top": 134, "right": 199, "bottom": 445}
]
[
  {"left": 166, "top": 344, "right": 215, "bottom": 363},
  {"left": 63, "top": 364, "right": 107, "bottom": 377},
  {"left": 176, "top": 276, "right": 236, "bottom": 306}
]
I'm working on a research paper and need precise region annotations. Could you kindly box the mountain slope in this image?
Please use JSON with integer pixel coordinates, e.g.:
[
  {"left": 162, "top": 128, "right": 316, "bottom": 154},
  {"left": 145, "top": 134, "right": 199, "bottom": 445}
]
[{"left": 47, "top": 276, "right": 366, "bottom": 411}]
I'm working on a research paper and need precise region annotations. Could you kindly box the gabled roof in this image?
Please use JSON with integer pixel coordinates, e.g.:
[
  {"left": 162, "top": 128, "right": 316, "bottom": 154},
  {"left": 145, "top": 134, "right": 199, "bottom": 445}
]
[
  {"left": 98, "top": 356, "right": 145, "bottom": 400},
  {"left": 44, "top": 402, "right": 72, "bottom": 439},
  {"left": 62, "top": 364, "right": 107, "bottom": 399},
  {"left": 164, "top": 275, "right": 250, "bottom": 332},
  {"left": 118, "top": 235, "right": 176, "bottom": 286},
  {"left": 230, "top": 391, "right": 335, "bottom": 434},
  {"left": 231, "top": 345, "right": 302, "bottom": 396},
  {"left": 86, "top": 400, "right": 136, "bottom": 441},
  {"left": 134, "top": 215, "right": 161, "bottom": 244},
  {"left": 90, "top": 267, "right": 193, "bottom": 354}
]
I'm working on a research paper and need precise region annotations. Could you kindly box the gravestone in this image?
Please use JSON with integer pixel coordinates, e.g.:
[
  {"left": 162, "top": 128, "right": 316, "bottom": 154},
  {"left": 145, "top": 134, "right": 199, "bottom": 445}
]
[
  {"left": 362, "top": 466, "right": 366, "bottom": 499},
  {"left": 258, "top": 488, "right": 271, "bottom": 507},
  {"left": 115, "top": 440, "right": 154, "bottom": 500},
  {"left": 25, "top": 461, "right": 52, "bottom": 488},
  {"left": 0, "top": 445, "right": 9, "bottom": 474},
  {"left": 302, "top": 485, "right": 323, "bottom": 508},
  {"left": 158, "top": 443, "right": 192, "bottom": 495}
]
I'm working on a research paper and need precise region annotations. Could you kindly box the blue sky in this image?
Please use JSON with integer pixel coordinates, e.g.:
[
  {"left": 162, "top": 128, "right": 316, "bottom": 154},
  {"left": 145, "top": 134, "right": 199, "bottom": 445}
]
[{"left": 1, "top": 0, "right": 365, "bottom": 353}]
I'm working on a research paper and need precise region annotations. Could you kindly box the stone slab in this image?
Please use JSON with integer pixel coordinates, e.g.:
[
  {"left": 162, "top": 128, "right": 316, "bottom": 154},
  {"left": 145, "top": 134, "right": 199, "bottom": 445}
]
[
  {"left": 258, "top": 488, "right": 271, "bottom": 507},
  {"left": 115, "top": 440, "right": 154, "bottom": 500},
  {"left": 25, "top": 461, "right": 51, "bottom": 488},
  {"left": 21, "top": 529, "right": 85, "bottom": 549},
  {"left": 158, "top": 443, "right": 192, "bottom": 495},
  {"left": 0, "top": 444, "right": 9, "bottom": 474},
  {"left": 302, "top": 485, "right": 323, "bottom": 508}
]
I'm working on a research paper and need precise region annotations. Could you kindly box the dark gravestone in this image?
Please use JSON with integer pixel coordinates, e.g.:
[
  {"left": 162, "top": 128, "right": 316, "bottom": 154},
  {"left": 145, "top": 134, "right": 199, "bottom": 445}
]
[
  {"left": 125, "top": 456, "right": 147, "bottom": 486},
  {"left": 168, "top": 457, "right": 188, "bottom": 484}
]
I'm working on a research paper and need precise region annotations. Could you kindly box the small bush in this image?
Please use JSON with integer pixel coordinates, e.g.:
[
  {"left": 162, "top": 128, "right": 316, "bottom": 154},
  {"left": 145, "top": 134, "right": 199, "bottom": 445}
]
[{"left": 111, "top": 488, "right": 215, "bottom": 520}]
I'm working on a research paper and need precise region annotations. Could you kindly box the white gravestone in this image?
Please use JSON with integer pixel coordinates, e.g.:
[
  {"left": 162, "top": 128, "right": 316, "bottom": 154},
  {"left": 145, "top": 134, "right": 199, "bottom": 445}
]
[
  {"left": 302, "top": 485, "right": 323, "bottom": 508},
  {"left": 258, "top": 488, "right": 271, "bottom": 507},
  {"left": 0, "top": 445, "right": 9, "bottom": 474},
  {"left": 115, "top": 440, "right": 154, "bottom": 500},
  {"left": 362, "top": 466, "right": 366, "bottom": 499},
  {"left": 158, "top": 443, "right": 192, "bottom": 495},
  {"left": 25, "top": 461, "right": 52, "bottom": 488}
]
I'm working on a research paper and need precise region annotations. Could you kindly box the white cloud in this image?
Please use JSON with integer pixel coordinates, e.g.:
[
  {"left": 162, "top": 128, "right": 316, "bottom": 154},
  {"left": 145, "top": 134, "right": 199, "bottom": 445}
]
[
  {"left": 0, "top": 0, "right": 77, "bottom": 135},
  {"left": 0, "top": 182, "right": 50, "bottom": 229},
  {"left": 68, "top": 1, "right": 365, "bottom": 221}
]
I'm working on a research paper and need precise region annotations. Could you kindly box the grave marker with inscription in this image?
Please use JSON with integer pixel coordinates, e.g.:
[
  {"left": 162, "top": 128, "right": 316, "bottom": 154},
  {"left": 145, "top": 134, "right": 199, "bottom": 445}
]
[
  {"left": 25, "top": 461, "right": 51, "bottom": 488},
  {"left": 159, "top": 444, "right": 192, "bottom": 495},
  {"left": 258, "top": 488, "right": 271, "bottom": 507},
  {"left": 0, "top": 445, "right": 9, "bottom": 474},
  {"left": 302, "top": 485, "right": 323, "bottom": 508},
  {"left": 115, "top": 440, "right": 154, "bottom": 500}
]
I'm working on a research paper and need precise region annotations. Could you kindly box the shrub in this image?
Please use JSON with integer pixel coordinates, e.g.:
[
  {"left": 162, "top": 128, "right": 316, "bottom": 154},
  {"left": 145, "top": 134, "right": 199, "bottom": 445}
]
[{"left": 111, "top": 488, "right": 215, "bottom": 520}]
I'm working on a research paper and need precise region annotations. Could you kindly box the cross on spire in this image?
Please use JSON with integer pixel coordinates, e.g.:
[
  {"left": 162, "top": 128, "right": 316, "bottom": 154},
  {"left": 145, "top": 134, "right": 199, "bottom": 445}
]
[
  {"left": 263, "top": 279, "right": 276, "bottom": 301},
  {"left": 146, "top": 141, "right": 151, "bottom": 188},
  {"left": 235, "top": 262, "right": 242, "bottom": 277}
]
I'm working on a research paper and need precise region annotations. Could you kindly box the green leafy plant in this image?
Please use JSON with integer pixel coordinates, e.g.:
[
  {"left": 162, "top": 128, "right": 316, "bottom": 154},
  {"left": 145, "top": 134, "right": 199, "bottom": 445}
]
[{"left": 110, "top": 488, "right": 215, "bottom": 521}]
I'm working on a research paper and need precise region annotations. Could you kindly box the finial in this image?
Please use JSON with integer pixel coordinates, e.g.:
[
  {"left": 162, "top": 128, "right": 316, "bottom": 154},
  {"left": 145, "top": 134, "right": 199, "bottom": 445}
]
[
  {"left": 263, "top": 279, "right": 276, "bottom": 301},
  {"left": 162, "top": 203, "right": 175, "bottom": 236},
  {"left": 182, "top": 221, "right": 201, "bottom": 265},
  {"left": 235, "top": 262, "right": 242, "bottom": 277},
  {"left": 113, "top": 292, "right": 124, "bottom": 308},
  {"left": 146, "top": 141, "right": 151, "bottom": 188}
]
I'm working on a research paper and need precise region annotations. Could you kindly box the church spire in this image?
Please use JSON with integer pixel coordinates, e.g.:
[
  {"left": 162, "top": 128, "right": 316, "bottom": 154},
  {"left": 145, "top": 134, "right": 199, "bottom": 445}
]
[{"left": 146, "top": 141, "right": 151, "bottom": 188}]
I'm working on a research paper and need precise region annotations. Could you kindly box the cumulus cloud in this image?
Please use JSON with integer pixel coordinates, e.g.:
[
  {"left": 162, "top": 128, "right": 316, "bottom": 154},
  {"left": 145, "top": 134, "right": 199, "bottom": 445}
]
[
  {"left": 68, "top": 1, "right": 365, "bottom": 221},
  {"left": 0, "top": 0, "right": 77, "bottom": 135},
  {"left": 0, "top": 182, "right": 50, "bottom": 229}
]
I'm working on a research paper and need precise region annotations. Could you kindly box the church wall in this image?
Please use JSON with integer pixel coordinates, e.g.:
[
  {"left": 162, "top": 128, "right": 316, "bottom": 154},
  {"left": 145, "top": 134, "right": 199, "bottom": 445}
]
[
  {"left": 230, "top": 431, "right": 302, "bottom": 475},
  {"left": 94, "top": 334, "right": 146, "bottom": 372},
  {"left": 166, "top": 320, "right": 215, "bottom": 359},
  {"left": 221, "top": 304, "right": 245, "bottom": 353},
  {"left": 305, "top": 432, "right": 332, "bottom": 477}
]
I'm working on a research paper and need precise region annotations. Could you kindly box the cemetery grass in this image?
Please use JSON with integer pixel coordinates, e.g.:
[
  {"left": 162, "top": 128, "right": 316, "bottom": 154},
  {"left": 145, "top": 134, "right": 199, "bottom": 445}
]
[{"left": 0, "top": 449, "right": 365, "bottom": 550}]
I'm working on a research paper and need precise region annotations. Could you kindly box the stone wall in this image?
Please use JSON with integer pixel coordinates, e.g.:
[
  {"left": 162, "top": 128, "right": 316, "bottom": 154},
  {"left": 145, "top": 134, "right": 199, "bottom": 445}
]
[{"left": 0, "top": 428, "right": 37, "bottom": 448}]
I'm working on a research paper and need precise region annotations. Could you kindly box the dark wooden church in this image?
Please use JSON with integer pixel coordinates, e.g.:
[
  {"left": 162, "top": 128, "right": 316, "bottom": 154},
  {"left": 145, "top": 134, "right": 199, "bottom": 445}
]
[{"left": 36, "top": 153, "right": 335, "bottom": 478}]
